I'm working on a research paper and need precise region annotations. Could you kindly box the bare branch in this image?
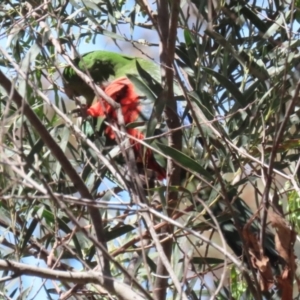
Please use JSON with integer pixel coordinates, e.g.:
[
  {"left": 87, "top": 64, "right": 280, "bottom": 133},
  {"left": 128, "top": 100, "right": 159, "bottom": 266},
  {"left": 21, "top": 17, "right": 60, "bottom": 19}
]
[{"left": 0, "top": 259, "right": 145, "bottom": 300}]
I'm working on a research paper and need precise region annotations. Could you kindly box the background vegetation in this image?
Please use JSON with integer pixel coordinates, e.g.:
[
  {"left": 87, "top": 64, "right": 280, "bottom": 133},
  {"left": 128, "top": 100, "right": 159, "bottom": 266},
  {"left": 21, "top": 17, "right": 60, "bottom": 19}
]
[{"left": 1, "top": 0, "right": 300, "bottom": 299}]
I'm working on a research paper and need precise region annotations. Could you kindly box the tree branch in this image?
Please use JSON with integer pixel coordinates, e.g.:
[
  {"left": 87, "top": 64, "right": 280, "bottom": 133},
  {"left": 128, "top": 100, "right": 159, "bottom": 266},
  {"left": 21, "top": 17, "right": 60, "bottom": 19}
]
[
  {"left": 155, "top": 1, "right": 183, "bottom": 299},
  {"left": 0, "top": 259, "right": 144, "bottom": 300}
]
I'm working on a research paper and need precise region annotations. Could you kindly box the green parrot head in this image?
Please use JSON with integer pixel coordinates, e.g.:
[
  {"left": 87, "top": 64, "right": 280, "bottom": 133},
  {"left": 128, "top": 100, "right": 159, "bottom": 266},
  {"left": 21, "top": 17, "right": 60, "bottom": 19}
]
[{"left": 62, "top": 51, "right": 140, "bottom": 106}]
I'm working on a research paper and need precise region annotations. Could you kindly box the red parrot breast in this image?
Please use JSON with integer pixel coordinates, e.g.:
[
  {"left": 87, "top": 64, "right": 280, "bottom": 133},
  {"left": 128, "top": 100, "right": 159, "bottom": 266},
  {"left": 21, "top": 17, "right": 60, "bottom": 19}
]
[{"left": 87, "top": 77, "right": 166, "bottom": 180}]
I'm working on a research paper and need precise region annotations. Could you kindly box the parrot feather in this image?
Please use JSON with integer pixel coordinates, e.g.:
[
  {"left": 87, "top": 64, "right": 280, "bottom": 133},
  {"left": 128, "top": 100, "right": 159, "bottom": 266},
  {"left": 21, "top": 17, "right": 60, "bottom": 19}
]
[
  {"left": 86, "top": 77, "right": 166, "bottom": 180},
  {"left": 63, "top": 51, "right": 167, "bottom": 106}
]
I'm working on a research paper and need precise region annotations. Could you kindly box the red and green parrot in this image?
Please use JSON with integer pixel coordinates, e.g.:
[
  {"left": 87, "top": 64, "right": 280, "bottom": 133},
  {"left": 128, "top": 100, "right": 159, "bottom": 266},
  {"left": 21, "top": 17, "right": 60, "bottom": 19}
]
[
  {"left": 63, "top": 51, "right": 169, "bottom": 180},
  {"left": 63, "top": 50, "right": 167, "bottom": 107}
]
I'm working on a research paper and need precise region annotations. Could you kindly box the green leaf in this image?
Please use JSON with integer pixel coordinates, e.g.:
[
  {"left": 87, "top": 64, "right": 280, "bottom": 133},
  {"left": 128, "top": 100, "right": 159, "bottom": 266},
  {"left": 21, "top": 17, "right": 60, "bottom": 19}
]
[
  {"left": 242, "top": 80, "right": 261, "bottom": 102},
  {"left": 240, "top": 6, "right": 269, "bottom": 33},
  {"left": 263, "top": 12, "right": 286, "bottom": 39},
  {"left": 134, "top": 60, "right": 163, "bottom": 97},
  {"left": 190, "top": 257, "right": 224, "bottom": 265},
  {"left": 203, "top": 67, "right": 246, "bottom": 107},
  {"left": 126, "top": 74, "right": 156, "bottom": 103},
  {"left": 106, "top": 225, "right": 135, "bottom": 241},
  {"left": 184, "top": 29, "right": 193, "bottom": 47},
  {"left": 156, "top": 143, "right": 213, "bottom": 180},
  {"left": 25, "top": 138, "right": 45, "bottom": 170},
  {"left": 126, "top": 73, "right": 161, "bottom": 137},
  {"left": 20, "top": 218, "right": 38, "bottom": 255},
  {"left": 55, "top": 126, "right": 70, "bottom": 178}
]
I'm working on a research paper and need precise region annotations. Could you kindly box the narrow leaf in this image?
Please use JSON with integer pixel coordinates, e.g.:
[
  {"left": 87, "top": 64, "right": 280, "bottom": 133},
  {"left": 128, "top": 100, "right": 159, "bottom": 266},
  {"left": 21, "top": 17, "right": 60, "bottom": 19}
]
[
  {"left": 156, "top": 143, "right": 213, "bottom": 180},
  {"left": 203, "top": 67, "right": 245, "bottom": 107},
  {"left": 20, "top": 218, "right": 38, "bottom": 255}
]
